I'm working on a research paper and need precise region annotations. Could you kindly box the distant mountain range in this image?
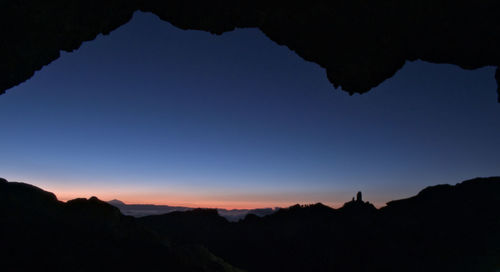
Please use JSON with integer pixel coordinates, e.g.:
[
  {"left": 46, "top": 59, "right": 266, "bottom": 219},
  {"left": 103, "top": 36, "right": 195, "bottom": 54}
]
[
  {"left": 2, "top": 176, "right": 500, "bottom": 272},
  {"left": 107, "top": 199, "right": 277, "bottom": 221}
]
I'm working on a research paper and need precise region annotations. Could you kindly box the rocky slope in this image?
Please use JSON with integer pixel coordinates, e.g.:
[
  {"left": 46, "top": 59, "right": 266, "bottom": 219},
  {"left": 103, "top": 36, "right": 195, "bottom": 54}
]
[
  {"left": 0, "top": 177, "right": 242, "bottom": 272},
  {"left": 139, "top": 177, "right": 500, "bottom": 272}
]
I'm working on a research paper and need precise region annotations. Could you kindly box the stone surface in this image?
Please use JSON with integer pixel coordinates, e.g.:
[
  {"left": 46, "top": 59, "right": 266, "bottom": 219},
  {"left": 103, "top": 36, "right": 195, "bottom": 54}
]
[{"left": 1, "top": 0, "right": 500, "bottom": 101}]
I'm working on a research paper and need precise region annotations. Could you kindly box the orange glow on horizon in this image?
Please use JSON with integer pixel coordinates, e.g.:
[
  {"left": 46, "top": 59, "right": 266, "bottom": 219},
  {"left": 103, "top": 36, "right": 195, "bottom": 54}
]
[
  {"left": 15, "top": 178, "right": 384, "bottom": 210},
  {"left": 53, "top": 190, "right": 350, "bottom": 210}
]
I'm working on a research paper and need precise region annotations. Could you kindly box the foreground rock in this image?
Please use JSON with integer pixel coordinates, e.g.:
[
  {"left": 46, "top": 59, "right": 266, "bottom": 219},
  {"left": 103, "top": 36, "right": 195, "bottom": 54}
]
[
  {"left": 0, "top": 178, "right": 242, "bottom": 272},
  {"left": 139, "top": 177, "right": 500, "bottom": 272}
]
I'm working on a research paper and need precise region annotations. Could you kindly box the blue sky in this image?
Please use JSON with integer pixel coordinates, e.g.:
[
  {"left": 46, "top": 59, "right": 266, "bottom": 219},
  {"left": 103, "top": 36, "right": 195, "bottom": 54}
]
[{"left": 0, "top": 12, "right": 499, "bottom": 208}]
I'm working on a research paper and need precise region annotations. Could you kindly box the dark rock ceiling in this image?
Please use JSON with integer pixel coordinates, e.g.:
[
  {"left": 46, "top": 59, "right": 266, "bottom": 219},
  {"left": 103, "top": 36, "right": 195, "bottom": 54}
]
[{"left": 1, "top": 0, "right": 499, "bottom": 101}]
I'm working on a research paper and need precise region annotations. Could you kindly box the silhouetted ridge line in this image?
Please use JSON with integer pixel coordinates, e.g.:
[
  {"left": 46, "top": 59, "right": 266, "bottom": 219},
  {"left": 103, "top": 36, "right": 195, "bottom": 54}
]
[
  {"left": 138, "top": 177, "right": 500, "bottom": 272},
  {"left": 385, "top": 176, "right": 500, "bottom": 209},
  {"left": 108, "top": 198, "right": 126, "bottom": 206},
  {"left": 2, "top": 176, "right": 499, "bottom": 271},
  {"left": 107, "top": 200, "right": 276, "bottom": 221},
  {"left": 0, "top": 178, "right": 243, "bottom": 272}
]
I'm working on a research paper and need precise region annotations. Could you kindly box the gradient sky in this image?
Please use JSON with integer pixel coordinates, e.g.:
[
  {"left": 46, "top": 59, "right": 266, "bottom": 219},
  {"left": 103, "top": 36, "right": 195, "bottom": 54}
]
[{"left": 1, "top": 12, "right": 499, "bottom": 208}]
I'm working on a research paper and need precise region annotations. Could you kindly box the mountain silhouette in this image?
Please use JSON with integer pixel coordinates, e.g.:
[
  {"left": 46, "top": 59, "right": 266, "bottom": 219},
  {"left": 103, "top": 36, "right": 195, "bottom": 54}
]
[
  {"left": 0, "top": 177, "right": 242, "bottom": 272},
  {"left": 138, "top": 177, "right": 500, "bottom": 272},
  {"left": 2, "top": 176, "right": 500, "bottom": 271},
  {"left": 107, "top": 199, "right": 276, "bottom": 221},
  {"left": 108, "top": 198, "right": 126, "bottom": 206}
]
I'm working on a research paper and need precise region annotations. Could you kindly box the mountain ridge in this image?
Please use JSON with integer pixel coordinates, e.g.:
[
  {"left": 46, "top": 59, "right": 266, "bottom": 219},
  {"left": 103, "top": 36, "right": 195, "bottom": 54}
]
[
  {"left": 2, "top": 176, "right": 500, "bottom": 271},
  {"left": 0, "top": 177, "right": 243, "bottom": 272},
  {"left": 138, "top": 176, "right": 500, "bottom": 272},
  {"left": 106, "top": 199, "right": 277, "bottom": 221}
]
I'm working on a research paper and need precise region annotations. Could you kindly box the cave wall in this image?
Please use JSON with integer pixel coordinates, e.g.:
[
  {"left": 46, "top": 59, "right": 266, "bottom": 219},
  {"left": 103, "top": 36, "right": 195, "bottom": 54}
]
[{"left": 1, "top": 0, "right": 499, "bottom": 101}]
